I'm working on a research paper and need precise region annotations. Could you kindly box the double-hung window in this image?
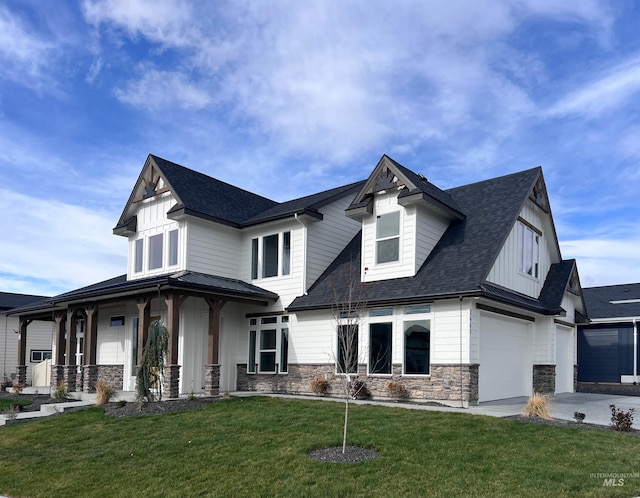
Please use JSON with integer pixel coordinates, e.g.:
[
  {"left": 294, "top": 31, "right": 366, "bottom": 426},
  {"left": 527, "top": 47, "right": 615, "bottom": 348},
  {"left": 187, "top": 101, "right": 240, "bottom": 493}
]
[
  {"left": 251, "top": 231, "right": 292, "bottom": 279},
  {"left": 247, "top": 316, "right": 289, "bottom": 374},
  {"left": 518, "top": 221, "right": 540, "bottom": 279},
  {"left": 376, "top": 212, "right": 400, "bottom": 264}
]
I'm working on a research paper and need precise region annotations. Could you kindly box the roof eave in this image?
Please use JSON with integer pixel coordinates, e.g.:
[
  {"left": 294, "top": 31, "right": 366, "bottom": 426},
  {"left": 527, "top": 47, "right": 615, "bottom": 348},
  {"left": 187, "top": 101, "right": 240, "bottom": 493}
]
[{"left": 397, "top": 191, "right": 465, "bottom": 221}]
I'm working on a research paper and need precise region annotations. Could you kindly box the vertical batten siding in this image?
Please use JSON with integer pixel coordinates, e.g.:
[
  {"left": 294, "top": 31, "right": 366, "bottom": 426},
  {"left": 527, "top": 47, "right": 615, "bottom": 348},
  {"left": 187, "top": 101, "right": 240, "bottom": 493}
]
[
  {"left": 415, "top": 206, "right": 450, "bottom": 272},
  {"left": 178, "top": 297, "right": 208, "bottom": 393},
  {"left": 127, "top": 191, "right": 182, "bottom": 280},
  {"left": 240, "top": 221, "right": 304, "bottom": 309},
  {"left": 306, "top": 195, "right": 361, "bottom": 288},
  {"left": 469, "top": 304, "right": 480, "bottom": 364},
  {"left": 96, "top": 307, "right": 126, "bottom": 365},
  {"left": 486, "top": 200, "right": 556, "bottom": 298},
  {"left": 186, "top": 220, "right": 241, "bottom": 279}
]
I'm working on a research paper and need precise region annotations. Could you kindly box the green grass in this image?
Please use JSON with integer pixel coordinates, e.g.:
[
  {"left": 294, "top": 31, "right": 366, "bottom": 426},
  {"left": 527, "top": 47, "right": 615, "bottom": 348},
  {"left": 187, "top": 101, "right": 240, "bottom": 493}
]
[
  {"left": 0, "top": 396, "right": 638, "bottom": 497},
  {"left": 0, "top": 398, "right": 32, "bottom": 411}
]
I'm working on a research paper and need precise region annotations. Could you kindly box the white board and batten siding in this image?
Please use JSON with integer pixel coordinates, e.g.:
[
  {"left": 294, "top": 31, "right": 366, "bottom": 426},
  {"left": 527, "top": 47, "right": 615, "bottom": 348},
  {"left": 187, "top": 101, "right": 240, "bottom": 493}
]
[
  {"left": 289, "top": 299, "right": 473, "bottom": 367},
  {"left": 486, "top": 200, "right": 558, "bottom": 298},
  {"left": 361, "top": 191, "right": 450, "bottom": 283},
  {"left": 96, "top": 306, "right": 127, "bottom": 365},
  {"left": 127, "top": 191, "right": 182, "bottom": 280},
  {"left": 306, "top": 195, "right": 361, "bottom": 288},
  {"left": 185, "top": 219, "right": 242, "bottom": 280}
]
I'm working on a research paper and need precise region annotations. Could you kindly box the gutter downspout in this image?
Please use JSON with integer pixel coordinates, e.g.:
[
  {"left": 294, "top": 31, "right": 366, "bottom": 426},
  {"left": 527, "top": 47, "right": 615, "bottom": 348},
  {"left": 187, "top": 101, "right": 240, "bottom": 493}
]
[
  {"left": 294, "top": 214, "right": 308, "bottom": 296},
  {"left": 634, "top": 319, "right": 638, "bottom": 384}
]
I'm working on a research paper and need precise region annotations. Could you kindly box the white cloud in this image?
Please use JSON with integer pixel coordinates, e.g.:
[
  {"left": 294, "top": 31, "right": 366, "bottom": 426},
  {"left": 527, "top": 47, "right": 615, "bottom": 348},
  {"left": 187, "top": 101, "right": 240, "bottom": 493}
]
[
  {"left": 114, "top": 68, "right": 212, "bottom": 110},
  {"left": 546, "top": 55, "right": 640, "bottom": 118},
  {"left": 0, "top": 5, "right": 53, "bottom": 85},
  {"left": 0, "top": 189, "right": 127, "bottom": 295}
]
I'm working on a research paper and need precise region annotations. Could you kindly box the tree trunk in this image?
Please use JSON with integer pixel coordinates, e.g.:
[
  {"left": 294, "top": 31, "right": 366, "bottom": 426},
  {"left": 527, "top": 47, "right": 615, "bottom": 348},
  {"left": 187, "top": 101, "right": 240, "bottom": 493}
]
[{"left": 342, "top": 396, "right": 349, "bottom": 454}]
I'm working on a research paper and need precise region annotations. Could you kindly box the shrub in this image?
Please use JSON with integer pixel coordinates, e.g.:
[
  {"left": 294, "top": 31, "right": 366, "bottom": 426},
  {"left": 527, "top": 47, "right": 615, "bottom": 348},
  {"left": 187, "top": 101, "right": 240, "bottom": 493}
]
[
  {"left": 610, "top": 404, "right": 635, "bottom": 432},
  {"left": 95, "top": 379, "right": 117, "bottom": 405},
  {"left": 348, "top": 379, "right": 370, "bottom": 400},
  {"left": 310, "top": 377, "right": 330, "bottom": 395},
  {"left": 573, "top": 411, "right": 586, "bottom": 423},
  {"left": 53, "top": 382, "right": 69, "bottom": 400},
  {"left": 386, "top": 381, "right": 409, "bottom": 401},
  {"left": 521, "top": 392, "right": 551, "bottom": 419},
  {"left": 4, "top": 405, "right": 18, "bottom": 421},
  {"left": 12, "top": 383, "right": 24, "bottom": 395}
]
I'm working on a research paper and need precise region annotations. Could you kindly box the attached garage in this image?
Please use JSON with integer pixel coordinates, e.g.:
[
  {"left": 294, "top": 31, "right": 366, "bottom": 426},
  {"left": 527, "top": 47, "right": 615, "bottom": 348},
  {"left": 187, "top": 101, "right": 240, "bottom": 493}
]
[{"left": 479, "top": 311, "right": 533, "bottom": 402}]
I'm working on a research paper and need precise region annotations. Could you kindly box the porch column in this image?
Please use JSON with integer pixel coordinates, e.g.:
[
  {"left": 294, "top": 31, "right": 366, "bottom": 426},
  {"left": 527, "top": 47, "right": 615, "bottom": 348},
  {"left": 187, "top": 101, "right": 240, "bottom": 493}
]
[
  {"left": 163, "top": 293, "right": 185, "bottom": 398},
  {"left": 83, "top": 306, "right": 99, "bottom": 393},
  {"left": 204, "top": 298, "right": 226, "bottom": 396},
  {"left": 63, "top": 309, "right": 78, "bottom": 392},
  {"left": 51, "top": 313, "right": 66, "bottom": 389},
  {"left": 136, "top": 298, "right": 151, "bottom": 365},
  {"left": 16, "top": 318, "right": 32, "bottom": 385}
]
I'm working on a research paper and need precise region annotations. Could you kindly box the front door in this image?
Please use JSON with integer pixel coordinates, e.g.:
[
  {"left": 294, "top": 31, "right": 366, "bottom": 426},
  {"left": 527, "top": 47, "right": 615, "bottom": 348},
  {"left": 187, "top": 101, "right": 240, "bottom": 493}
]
[{"left": 124, "top": 315, "right": 160, "bottom": 391}]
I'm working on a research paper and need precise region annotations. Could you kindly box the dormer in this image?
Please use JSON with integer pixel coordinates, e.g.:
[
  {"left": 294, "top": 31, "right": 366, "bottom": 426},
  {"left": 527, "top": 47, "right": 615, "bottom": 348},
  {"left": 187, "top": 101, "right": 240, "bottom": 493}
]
[{"left": 346, "top": 155, "right": 465, "bottom": 283}]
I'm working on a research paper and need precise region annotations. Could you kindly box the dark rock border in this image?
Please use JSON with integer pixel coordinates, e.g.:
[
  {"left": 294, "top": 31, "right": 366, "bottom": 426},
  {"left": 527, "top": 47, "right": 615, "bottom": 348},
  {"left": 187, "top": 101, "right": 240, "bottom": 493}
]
[
  {"left": 308, "top": 445, "right": 380, "bottom": 463},
  {"left": 504, "top": 415, "right": 640, "bottom": 436}
]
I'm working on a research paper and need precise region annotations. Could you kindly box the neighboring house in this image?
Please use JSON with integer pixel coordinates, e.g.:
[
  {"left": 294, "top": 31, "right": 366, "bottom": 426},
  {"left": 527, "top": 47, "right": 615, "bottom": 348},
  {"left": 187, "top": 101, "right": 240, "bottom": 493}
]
[
  {"left": 10, "top": 154, "right": 585, "bottom": 405},
  {"left": 578, "top": 283, "right": 640, "bottom": 390},
  {"left": 1, "top": 292, "right": 51, "bottom": 386}
]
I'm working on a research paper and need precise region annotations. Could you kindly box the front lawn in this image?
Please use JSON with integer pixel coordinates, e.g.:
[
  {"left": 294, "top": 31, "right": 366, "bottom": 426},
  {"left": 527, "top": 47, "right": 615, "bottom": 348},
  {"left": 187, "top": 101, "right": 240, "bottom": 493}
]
[{"left": 0, "top": 397, "right": 637, "bottom": 497}]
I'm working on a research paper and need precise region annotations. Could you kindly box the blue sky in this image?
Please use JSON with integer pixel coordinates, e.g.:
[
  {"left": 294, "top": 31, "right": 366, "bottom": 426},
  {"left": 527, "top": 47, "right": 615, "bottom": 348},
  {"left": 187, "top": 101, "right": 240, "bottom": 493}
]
[{"left": 1, "top": 0, "right": 639, "bottom": 297}]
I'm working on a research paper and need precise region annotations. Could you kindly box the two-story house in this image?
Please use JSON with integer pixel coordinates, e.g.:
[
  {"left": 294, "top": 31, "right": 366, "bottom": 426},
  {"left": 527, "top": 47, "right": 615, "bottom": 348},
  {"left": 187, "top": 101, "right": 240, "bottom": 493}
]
[{"left": 11, "top": 154, "right": 585, "bottom": 405}]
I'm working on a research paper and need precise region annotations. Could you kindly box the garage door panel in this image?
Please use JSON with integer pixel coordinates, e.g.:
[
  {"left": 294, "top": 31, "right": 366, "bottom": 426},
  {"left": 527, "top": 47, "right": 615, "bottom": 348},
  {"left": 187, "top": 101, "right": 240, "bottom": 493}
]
[{"left": 479, "top": 313, "right": 532, "bottom": 402}]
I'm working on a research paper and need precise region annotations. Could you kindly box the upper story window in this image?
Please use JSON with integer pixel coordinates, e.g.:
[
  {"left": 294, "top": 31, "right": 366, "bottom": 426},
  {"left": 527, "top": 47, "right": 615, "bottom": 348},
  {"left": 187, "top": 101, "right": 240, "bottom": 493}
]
[
  {"left": 169, "top": 229, "right": 179, "bottom": 266},
  {"left": 251, "top": 231, "right": 291, "bottom": 280},
  {"left": 518, "top": 221, "right": 540, "bottom": 279},
  {"left": 376, "top": 212, "right": 400, "bottom": 264},
  {"left": 134, "top": 239, "right": 144, "bottom": 273},
  {"left": 149, "top": 234, "right": 163, "bottom": 270}
]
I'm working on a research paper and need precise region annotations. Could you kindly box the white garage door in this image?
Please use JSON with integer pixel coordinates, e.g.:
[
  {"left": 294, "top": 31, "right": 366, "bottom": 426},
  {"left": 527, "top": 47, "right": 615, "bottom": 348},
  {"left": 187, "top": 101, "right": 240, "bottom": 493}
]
[
  {"left": 479, "top": 312, "right": 533, "bottom": 402},
  {"left": 555, "top": 326, "right": 574, "bottom": 394}
]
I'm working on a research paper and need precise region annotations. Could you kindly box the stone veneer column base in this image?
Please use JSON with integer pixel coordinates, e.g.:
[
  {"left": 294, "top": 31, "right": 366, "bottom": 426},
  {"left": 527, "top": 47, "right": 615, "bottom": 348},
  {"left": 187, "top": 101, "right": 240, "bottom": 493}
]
[
  {"left": 16, "top": 366, "right": 27, "bottom": 386},
  {"left": 163, "top": 365, "right": 181, "bottom": 399},
  {"left": 83, "top": 365, "right": 99, "bottom": 393},
  {"left": 63, "top": 365, "right": 79, "bottom": 392},
  {"left": 204, "top": 365, "right": 220, "bottom": 396},
  {"left": 533, "top": 364, "right": 555, "bottom": 394},
  {"left": 50, "top": 365, "right": 65, "bottom": 389}
]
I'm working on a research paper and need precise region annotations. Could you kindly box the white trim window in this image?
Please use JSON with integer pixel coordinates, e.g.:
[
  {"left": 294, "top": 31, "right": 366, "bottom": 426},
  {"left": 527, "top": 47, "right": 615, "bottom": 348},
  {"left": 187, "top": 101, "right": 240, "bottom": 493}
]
[
  {"left": 247, "top": 316, "right": 289, "bottom": 374},
  {"left": 30, "top": 350, "right": 52, "bottom": 363},
  {"left": 251, "top": 231, "right": 292, "bottom": 279},
  {"left": 376, "top": 212, "right": 400, "bottom": 264},
  {"left": 134, "top": 238, "right": 144, "bottom": 273},
  {"left": 402, "top": 305, "right": 432, "bottom": 376},
  {"left": 337, "top": 324, "right": 359, "bottom": 374},
  {"left": 148, "top": 233, "right": 163, "bottom": 270},
  {"left": 518, "top": 222, "right": 540, "bottom": 279},
  {"left": 168, "top": 229, "right": 179, "bottom": 266},
  {"left": 368, "top": 307, "right": 393, "bottom": 375}
]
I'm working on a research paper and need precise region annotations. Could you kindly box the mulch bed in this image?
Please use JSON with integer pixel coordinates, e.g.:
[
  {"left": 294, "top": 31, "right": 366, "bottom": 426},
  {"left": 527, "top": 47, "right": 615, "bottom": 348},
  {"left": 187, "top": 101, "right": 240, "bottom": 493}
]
[
  {"left": 504, "top": 414, "right": 640, "bottom": 436},
  {"left": 103, "top": 397, "right": 222, "bottom": 418},
  {"left": 308, "top": 445, "right": 380, "bottom": 463}
]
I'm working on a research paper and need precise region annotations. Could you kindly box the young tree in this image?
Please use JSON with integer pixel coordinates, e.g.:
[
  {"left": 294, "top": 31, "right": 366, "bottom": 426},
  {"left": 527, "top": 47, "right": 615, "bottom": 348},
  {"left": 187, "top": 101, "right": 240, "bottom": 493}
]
[
  {"left": 136, "top": 320, "right": 169, "bottom": 407},
  {"left": 332, "top": 264, "right": 368, "bottom": 454}
]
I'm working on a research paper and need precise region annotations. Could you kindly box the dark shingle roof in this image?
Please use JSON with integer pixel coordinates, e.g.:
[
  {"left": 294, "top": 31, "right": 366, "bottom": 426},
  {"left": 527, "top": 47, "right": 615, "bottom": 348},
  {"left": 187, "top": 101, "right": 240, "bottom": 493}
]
[
  {"left": 583, "top": 283, "right": 640, "bottom": 320},
  {"left": 537, "top": 260, "right": 577, "bottom": 312},
  {"left": 151, "top": 155, "right": 279, "bottom": 226},
  {"left": 289, "top": 167, "right": 544, "bottom": 311},
  {"left": 10, "top": 271, "right": 277, "bottom": 315},
  {"left": 242, "top": 181, "right": 365, "bottom": 226},
  {"left": 0, "top": 292, "right": 49, "bottom": 312}
]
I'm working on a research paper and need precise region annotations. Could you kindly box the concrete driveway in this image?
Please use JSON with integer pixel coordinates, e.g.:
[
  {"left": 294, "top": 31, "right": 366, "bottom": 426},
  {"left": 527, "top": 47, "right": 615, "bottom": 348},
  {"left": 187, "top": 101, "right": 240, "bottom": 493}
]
[{"left": 470, "top": 392, "right": 640, "bottom": 426}]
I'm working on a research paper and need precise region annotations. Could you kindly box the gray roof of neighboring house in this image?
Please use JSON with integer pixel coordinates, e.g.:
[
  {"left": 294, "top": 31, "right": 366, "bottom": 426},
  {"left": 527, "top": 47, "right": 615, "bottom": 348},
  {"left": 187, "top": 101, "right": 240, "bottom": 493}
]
[
  {"left": 0, "top": 292, "right": 49, "bottom": 312},
  {"left": 9, "top": 271, "right": 278, "bottom": 316},
  {"left": 289, "top": 166, "right": 573, "bottom": 314},
  {"left": 583, "top": 283, "right": 640, "bottom": 320}
]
